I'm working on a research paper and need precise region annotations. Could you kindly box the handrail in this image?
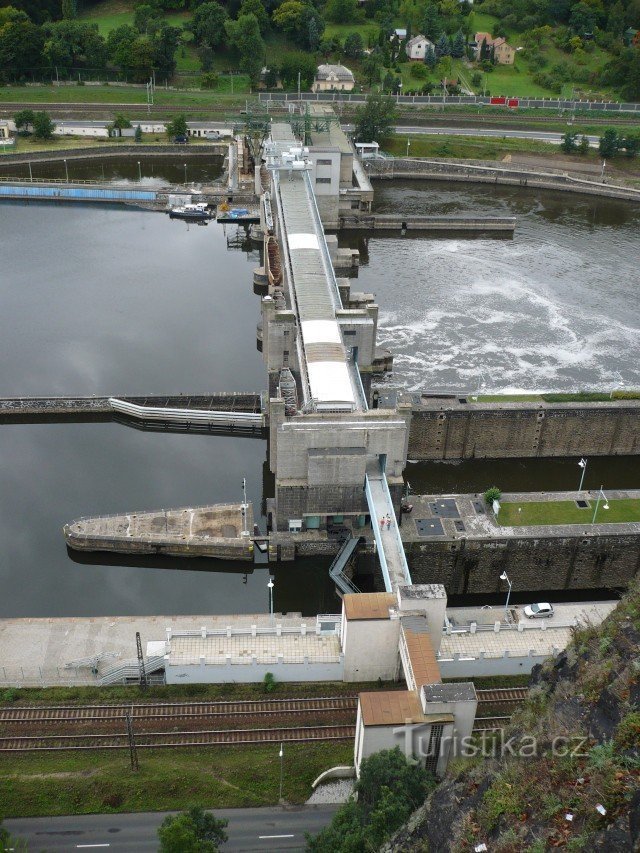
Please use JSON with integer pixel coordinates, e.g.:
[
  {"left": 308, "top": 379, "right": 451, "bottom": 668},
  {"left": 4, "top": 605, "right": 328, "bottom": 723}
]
[
  {"left": 108, "top": 398, "right": 264, "bottom": 426},
  {"left": 364, "top": 474, "right": 392, "bottom": 593},
  {"left": 379, "top": 470, "right": 412, "bottom": 586},
  {"left": 302, "top": 169, "right": 343, "bottom": 312}
]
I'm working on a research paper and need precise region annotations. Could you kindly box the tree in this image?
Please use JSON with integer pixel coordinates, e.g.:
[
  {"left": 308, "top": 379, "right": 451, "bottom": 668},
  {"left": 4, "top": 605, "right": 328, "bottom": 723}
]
[
  {"left": 278, "top": 51, "right": 317, "bottom": 89},
  {"left": 272, "top": 0, "right": 324, "bottom": 48},
  {"left": 190, "top": 2, "right": 228, "bottom": 48},
  {"left": 622, "top": 133, "right": 640, "bottom": 157},
  {"left": 225, "top": 13, "right": 264, "bottom": 85},
  {"left": 362, "top": 48, "right": 383, "bottom": 85},
  {"left": 354, "top": 91, "right": 397, "bottom": 142},
  {"left": 134, "top": 4, "right": 163, "bottom": 35},
  {"left": 111, "top": 114, "right": 132, "bottom": 137},
  {"left": 344, "top": 31, "right": 364, "bottom": 59},
  {"left": 307, "top": 16, "right": 321, "bottom": 50},
  {"left": 599, "top": 127, "right": 620, "bottom": 158},
  {"left": 42, "top": 21, "right": 108, "bottom": 71},
  {"left": 13, "top": 108, "right": 35, "bottom": 131},
  {"left": 561, "top": 129, "right": 578, "bottom": 152},
  {"left": 0, "top": 21, "right": 45, "bottom": 79},
  {"left": 325, "top": 0, "right": 358, "bottom": 25},
  {"left": 239, "top": 0, "right": 269, "bottom": 34},
  {"left": 424, "top": 44, "right": 436, "bottom": 68},
  {"left": 167, "top": 113, "right": 188, "bottom": 137},
  {"left": 134, "top": 124, "right": 143, "bottom": 143},
  {"left": 579, "top": 133, "right": 590, "bottom": 155},
  {"left": 484, "top": 486, "right": 502, "bottom": 505},
  {"left": 152, "top": 23, "right": 181, "bottom": 79},
  {"left": 158, "top": 806, "right": 228, "bottom": 853},
  {"left": 422, "top": 3, "right": 440, "bottom": 40},
  {"left": 33, "top": 111, "right": 55, "bottom": 140},
  {"left": 435, "top": 32, "right": 451, "bottom": 58},
  {"left": 197, "top": 43, "right": 214, "bottom": 70},
  {"left": 451, "top": 29, "right": 466, "bottom": 58},
  {"left": 61, "top": 0, "right": 77, "bottom": 18}
]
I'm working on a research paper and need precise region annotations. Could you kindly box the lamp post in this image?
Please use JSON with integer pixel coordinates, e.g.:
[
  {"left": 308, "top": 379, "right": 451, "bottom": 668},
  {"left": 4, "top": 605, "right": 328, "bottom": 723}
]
[
  {"left": 28, "top": 161, "right": 33, "bottom": 182},
  {"left": 183, "top": 162, "right": 188, "bottom": 184},
  {"left": 240, "top": 477, "right": 249, "bottom": 536},
  {"left": 137, "top": 161, "right": 141, "bottom": 182},
  {"left": 278, "top": 743, "right": 284, "bottom": 802},
  {"left": 499, "top": 571, "right": 512, "bottom": 622},
  {"left": 591, "top": 486, "right": 609, "bottom": 524},
  {"left": 578, "top": 458, "right": 587, "bottom": 492},
  {"left": 63, "top": 158, "right": 69, "bottom": 183},
  {"left": 406, "top": 137, "right": 411, "bottom": 157},
  {"left": 267, "top": 577, "right": 274, "bottom": 622}
]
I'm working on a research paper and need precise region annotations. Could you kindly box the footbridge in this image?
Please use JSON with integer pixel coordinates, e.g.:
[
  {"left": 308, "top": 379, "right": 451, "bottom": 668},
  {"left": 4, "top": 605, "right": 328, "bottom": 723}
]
[{"left": 263, "top": 123, "right": 412, "bottom": 592}]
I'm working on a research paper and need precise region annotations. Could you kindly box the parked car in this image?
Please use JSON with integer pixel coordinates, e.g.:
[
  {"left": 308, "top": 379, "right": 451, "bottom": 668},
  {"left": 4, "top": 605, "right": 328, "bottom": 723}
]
[
  {"left": 523, "top": 602, "right": 554, "bottom": 619},
  {"left": 173, "top": 134, "right": 188, "bottom": 144}
]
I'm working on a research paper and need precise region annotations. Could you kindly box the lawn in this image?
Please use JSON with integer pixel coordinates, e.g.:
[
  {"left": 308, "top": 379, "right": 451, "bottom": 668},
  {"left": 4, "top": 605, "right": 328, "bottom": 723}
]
[
  {"left": 80, "top": 0, "right": 191, "bottom": 36},
  {"left": 0, "top": 742, "right": 353, "bottom": 817},
  {"left": 323, "top": 20, "right": 380, "bottom": 47},
  {"left": 0, "top": 84, "right": 252, "bottom": 104},
  {"left": 381, "top": 132, "right": 562, "bottom": 160},
  {"left": 498, "top": 499, "right": 640, "bottom": 527}
]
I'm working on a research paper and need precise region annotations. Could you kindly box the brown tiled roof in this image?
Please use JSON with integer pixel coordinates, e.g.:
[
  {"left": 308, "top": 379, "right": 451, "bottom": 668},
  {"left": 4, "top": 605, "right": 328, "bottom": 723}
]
[
  {"left": 359, "top": 690, "right": 454, "bottom": 727},
  {"left": 403, "top": 625, "right": 441, "bottom": 689},
  {"left": 343, "top": 592, "right": 396, "bottom": 621}
]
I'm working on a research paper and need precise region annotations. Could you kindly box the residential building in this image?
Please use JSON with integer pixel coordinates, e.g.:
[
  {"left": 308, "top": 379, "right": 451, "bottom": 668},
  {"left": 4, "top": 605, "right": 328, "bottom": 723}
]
[
  {"left": 311, "top": 64, "right": 355, "bottom": 93},
  {"left": 405, "top": 34, "right": 434, "bottom": 61},
  {"left": 473, "top": 31, "right": 515, "bottom": 65}
]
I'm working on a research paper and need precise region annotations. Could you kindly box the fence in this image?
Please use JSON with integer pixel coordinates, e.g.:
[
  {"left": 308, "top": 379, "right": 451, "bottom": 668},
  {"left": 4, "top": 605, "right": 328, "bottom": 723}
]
[{"left": 0, "top": 184, "right": 156, "bottom": 201}]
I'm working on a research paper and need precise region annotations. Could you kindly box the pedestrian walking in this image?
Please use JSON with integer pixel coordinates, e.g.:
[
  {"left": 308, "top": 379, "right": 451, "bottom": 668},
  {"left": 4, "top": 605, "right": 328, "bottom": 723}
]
[
  {"left": 379, "top": 517, "right": 385, "bottom": 530},
  {"left": 386, "top": 514, "right": 391, "bottom": 530}
]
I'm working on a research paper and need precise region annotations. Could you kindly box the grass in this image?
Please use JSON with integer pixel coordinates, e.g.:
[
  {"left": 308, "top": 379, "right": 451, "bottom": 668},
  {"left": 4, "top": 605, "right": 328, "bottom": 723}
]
[
  {"left": 0, "top": 135, "right": 222, "bottom": 158},
  {"left": 0, "top": 84, "right": 252, "bottom": 104},
  {"left": 473, "top": 394, "right": 544, "bottom": 402},
  {"left": 381, "top": 132, "right": 563, "bottom": 160},
  {"left": 0, "top": 742, "right": 353, "bottom": 817},
  {"left": 498, "top": 498, "right": 640, "bottom": 527},
  {"left": 0, "top": 679, "right": 396, "bottom": 706},
  {"left": 323, "top": 21, "right": 380, "bottom": 46},
  {"left": 79, "top": 0, "right": 191, "bottom": 36}
]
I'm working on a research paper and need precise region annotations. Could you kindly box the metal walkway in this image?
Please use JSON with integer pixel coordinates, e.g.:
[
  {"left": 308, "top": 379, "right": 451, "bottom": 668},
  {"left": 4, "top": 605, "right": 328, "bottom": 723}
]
[
  {"left": 329, "top": 536, "right": 362, "bottom": 595},
  {"left": 108, "top": 398, "right": 264, "bottom": 430},
  {"left": 365, "top": 462, "right": 412, "bottom": 593}
]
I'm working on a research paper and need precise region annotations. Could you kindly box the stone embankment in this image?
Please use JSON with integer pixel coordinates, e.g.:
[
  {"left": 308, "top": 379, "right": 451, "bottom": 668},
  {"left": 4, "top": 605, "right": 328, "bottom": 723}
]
[{"left": 366, "top": 157, "right": 640, "bottom": 202}]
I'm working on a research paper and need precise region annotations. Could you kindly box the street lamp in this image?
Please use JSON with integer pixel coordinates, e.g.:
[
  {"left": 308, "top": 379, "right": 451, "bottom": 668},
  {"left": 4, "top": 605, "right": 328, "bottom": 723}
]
[
  {"left": 578, "top": 458, "right": 587, "bottom": 492},
  {"left": 63, "top": 158, "right": 69, "bottom": 183},
  {"left": 137, "top": 161, "right": 141, "bottom": 182},
  {"left": 278, "top": 743, "right": 284, "bottom": 802},
  {"left": 406, "top": 137, "right": 411, "bottom": 157},
  {"left": 267, "top": 577, "right": 274, "bottom": 622},
  {"left": 499, "top": 571, "right": 512, "bottom": 622},
  {"left": 183, "top": 162, "right": 188, "bottom": 184},
  {"left": 591, "top": 486, "right": 610, "bottom": 524},
  {"left": 241, "top": 477, "right": 249, "bottom": 536}
]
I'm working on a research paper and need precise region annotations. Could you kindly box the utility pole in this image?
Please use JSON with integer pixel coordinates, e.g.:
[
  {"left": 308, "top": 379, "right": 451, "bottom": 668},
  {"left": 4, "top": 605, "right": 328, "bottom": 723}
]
[
  {"left": 136, "top": 631, "right": 148, "bottom": 689},
  {"left": 297, "top": 70, "right": 301, "bottom": 103},
  {"left": 125, "top": 713, "right": 139, "bottom": 771}
]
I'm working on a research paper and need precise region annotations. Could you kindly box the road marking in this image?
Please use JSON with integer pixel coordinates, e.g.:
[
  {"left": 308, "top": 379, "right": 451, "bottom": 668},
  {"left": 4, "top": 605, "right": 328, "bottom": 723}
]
[
  {"left": 258, "top": 834, "right": 295, "bottom": 839},
  {"left": 76, "top": 845, "right": 110, "bottom": 849}
]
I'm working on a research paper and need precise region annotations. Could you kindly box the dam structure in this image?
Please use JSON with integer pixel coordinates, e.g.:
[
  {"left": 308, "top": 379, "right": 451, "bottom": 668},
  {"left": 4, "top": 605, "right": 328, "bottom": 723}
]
[{"left": 260, "top": 122, "right": 412, "bottom": 592}]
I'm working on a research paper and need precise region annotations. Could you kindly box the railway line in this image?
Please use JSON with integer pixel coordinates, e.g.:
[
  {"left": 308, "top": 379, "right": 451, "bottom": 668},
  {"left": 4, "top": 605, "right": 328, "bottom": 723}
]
[{"left": 475, "top": 687, "right": 529, "bottom": 706}]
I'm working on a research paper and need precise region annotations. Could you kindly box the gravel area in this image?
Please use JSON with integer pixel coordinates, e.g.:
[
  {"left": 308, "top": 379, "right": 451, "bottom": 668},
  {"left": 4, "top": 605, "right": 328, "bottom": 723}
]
[{"left": 306, "top": 778, "right": 355, "bottom": 804}]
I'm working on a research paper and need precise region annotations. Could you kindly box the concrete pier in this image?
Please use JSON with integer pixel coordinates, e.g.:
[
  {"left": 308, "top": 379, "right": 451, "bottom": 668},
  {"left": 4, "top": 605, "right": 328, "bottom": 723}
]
[
  {"left": 64, "top": 503, "right": 255, "bottom": 560},
  {"left": 337, "top": 214, "right": 516, "bottom": 234}
]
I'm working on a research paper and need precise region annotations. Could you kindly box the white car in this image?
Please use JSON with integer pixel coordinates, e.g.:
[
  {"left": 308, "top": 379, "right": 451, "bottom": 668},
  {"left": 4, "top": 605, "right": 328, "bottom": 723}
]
[{"left": 524, "top": 602, "right": 554, "bottom": 619}]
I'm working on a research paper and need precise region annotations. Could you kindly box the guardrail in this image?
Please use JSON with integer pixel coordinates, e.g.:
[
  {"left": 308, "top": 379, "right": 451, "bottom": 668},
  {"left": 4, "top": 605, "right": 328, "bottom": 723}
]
[
  {"left": 364, "top": 473, "right": 392, "bottom": 593},
  {"left": 108, "top": 398, "right": 264, "bottom": 428}
]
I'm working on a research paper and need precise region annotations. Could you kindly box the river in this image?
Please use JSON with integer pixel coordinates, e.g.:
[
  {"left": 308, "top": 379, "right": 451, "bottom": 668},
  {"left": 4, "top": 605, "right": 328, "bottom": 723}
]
[{"left": 1, "top": 179, "right": 638, "bottom": 617}]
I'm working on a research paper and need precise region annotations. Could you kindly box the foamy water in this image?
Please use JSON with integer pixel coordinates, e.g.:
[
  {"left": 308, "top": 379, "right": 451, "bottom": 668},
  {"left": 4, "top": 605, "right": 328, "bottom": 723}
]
[{"left": 356, "top": 182, "right": 640, "bottom": 393}]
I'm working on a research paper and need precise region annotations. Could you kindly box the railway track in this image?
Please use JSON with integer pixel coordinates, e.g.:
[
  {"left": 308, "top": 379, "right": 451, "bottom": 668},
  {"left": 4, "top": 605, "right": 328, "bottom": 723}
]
[
  {"left": 0, "top": 696, "right": 358, "bottom": 724},
  {"left": 472, "top": 716, "right": 513, "bottom": 732},
  {"left": 0, "top": 724, "right": 356, "bottom": 751},
  {"left": 475, "top": 687, "right": 529, "bottom": 705}
]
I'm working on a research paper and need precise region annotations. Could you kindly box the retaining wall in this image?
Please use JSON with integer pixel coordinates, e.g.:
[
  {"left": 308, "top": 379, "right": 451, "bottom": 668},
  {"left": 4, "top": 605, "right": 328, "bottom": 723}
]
[{"left": 407, "top": 398, "right": 640, "bottom": 459}]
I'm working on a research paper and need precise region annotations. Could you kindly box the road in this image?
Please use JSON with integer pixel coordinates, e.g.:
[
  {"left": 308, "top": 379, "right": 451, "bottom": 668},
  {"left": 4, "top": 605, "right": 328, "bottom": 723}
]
[
  {"left": 4, "top": 805, "right": 339, "bottom": 851},
  {"left": 343, "top": 123, "right": 600, "bottom": 146}
]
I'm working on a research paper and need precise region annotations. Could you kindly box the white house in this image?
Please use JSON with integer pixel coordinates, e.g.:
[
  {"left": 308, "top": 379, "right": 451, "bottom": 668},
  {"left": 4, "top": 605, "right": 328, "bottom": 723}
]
[
  {"left": 391, "top": 28, "right": 407, "bottom": 40},
  {"left": 312, "top": 64, "right": 355, "bottom": 93},
  {"left": 405, "top": 34, "right": 434, "bottom": 60}
]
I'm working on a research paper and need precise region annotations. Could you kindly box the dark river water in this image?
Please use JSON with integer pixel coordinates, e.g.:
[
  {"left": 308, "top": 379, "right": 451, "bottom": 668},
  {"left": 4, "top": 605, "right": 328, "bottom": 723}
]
[
  {"left": 0, "top": 154, "right": 224, "bottom": 188},
  {"left": 1, "top": 180, "right": 638, "bottom": 617}
]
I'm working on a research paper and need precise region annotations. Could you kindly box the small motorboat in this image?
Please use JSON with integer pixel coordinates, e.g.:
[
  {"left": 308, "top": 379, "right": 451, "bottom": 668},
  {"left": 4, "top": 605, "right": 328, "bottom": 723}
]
[{"left": 168, "top": 202, "right": 212, "bottom": 221}]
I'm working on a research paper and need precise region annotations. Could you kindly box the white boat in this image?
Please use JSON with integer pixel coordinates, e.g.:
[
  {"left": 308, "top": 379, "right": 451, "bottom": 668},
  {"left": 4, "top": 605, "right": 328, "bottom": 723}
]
[{"left": 169, "top": 202, "right": 212, "bottom": 220}]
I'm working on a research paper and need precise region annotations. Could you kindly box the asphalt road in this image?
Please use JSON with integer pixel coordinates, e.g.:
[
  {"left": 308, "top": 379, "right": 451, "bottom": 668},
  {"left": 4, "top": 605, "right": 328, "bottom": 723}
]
[
  {"left": 4, "top": 805, "right": 339, "bottom": 851},
  {"left": 343, "top": 123, "right": 600, "bottom": 146}
]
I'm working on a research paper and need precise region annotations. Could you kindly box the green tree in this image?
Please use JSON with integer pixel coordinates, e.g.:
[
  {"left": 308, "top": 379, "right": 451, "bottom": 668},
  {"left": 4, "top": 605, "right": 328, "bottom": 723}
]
[
  {"left": 152, "top": 23, "right": 181, "bottom": 79},
  {"left": 354, "top": 91, "right": 397, "bottom": 142},
  {"left": 435, "top": 32, "right": 451, "bottom": 57},
  {"left": 279, "top": 51, "right": 317, "bottom": 89},
  {"left": 167, "top": 113, "right": 188, "bottom": 137},
  {"left": 134, "top": 124, "right": 143, "bottom": 143},
  {"left": 451, "top": 29, "right": 466, "bottom": 58},
  {"left": 422, "top": 3, "right": 440, "bottom": 40},
  {"left": 272, "top": 0, "right": 324, "bottom": 48},
  {"left": 158, "top": 806, "right": 228, "bottom": 853},
  {"left": 225, "top": 13, "right": 264, "bottom": 85},
  {"left": 33, "top": 111, "right": 55, "bottom": 140},
  {"left": 325, "top": 0, "right": 358, "bottom": 24},
  {"left": 344, "top": 31, "right": 364, "bottom": 58},
  {"left": 239, "top": 0, "right": 269, "bottom": 34},
  {"left": 42, "top": 21, "right": 108, "bottom": 70},
  {"left": 110, "top": 114, "right": 132, "bottom": 137},
  {"left": 13, "top": 108, "right": 35, "bottom": 131},
  {"left": 61, "top": 0, "right": 77, "bottom": 19},
  {"left": 0, "top": 20, "right": 45, "bottom": 79},
  {"left": 424, "top": 44, "right": 436, "bottom": 68},
  {"left": 561, "top": 129, "right": 578, "bottom": 152},
  {"left": 307, "top": 15, "right": 321, "bottom": 50},
  {"left": 135, "top": 4, "right": 163, "bottom": 34},
  {"left": 622, "top": 133, "right": 640, "bottom": 157},
  {"left": 190, "top": 2, "right": 228, "bottom": 48},
  {"left": 579, "top": 133, "right": 590, "bottom": 155},
  {"left": 362, "top": 48, "right": 383, "bottom": 85},
  {"left": 484, "top": 486, "right": 502, "bottom": 505},
  {"left": 599, "top": 127, "right": 620, "bottom": 158},
  {"left": 197, "top": 43, "right": 214, "bottom": 70}
]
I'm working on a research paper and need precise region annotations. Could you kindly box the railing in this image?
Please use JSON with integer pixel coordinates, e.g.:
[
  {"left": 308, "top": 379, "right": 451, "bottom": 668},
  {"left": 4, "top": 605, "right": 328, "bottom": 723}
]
[
  {"left": 328, "top": 536, "right": 361, "bottom": 595},
  {"left": 99, "top": 655, "right": 165, "bottom": 686},
  {"left": 302, "top": 169, "right": 343, "bottom": 313},
  {"left": 379, "top": 470, "right": 412, "bottom": 586},
  {"left": 109, "top": 398, "right": 264, "bottom": 428},
  {"left": 364, "top": 473, "right": 392, "bottom": 593}
]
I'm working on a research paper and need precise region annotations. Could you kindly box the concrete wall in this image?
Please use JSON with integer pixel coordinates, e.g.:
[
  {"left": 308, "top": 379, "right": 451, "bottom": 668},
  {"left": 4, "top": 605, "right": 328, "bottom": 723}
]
[
  {"left": 438, "top": 650, "right": 551, "bottom": 678},
  {"left": 407, "top": 399, "right": 640, "bottom": 459},
  {"left": 342, "top": 617, "right": 401, "bottom": 682},
  {"left": 165, "top": 657, "right": 344, "bottom": 684},
  {"left": 405, "top": 532, "right": 640, "bottom": 594}
]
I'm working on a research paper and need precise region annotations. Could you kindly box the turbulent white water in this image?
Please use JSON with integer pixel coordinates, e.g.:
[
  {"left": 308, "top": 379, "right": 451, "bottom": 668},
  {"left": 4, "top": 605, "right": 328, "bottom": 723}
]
[{"left": 357, "top": 182, "right": 640, "bottom": 394}]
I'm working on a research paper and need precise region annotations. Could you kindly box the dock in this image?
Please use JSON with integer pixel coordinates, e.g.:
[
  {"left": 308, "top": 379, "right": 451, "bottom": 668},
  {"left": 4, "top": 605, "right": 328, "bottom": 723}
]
[
  {"left": 337, "top": 214, "right": 516, "bottom": 234},
  {"left": 217, "top": 207, "right": 260, "bottom": 224}
]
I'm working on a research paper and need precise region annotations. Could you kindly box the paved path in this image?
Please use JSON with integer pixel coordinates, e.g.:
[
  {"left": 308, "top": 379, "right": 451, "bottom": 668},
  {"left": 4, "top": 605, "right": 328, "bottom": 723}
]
[
  {"left": 366, "top": 464, "right": 412, "bottom": 591},
  {"left": 4, "top": 805, "right": 339, "bottom": 851}
]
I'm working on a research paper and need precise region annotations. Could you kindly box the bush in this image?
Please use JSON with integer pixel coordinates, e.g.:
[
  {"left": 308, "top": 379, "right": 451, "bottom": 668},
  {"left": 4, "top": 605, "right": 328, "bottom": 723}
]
[
  {"left": 263, "top": 672, "right": 276, "bottom": 693},
  {"left": 484, "top": 486, "right": 502, "bottom": 506},
  {"left": 200, "top": 71, "right": 219, "bottom": 89},
  {"left": 410, "top": 62, "right": 428, "bottom": 79}
]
